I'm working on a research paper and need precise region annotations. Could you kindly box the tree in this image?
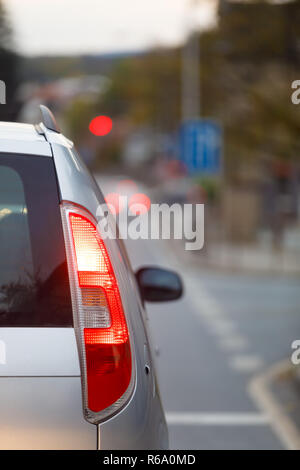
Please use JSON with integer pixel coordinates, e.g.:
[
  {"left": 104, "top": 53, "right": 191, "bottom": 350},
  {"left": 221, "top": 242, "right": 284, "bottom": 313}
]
[
  {"left": 200, "top": 0, "right": 300, "bottom": 179},
  {"left": 99, "top": 48, "right": 181, "bottom": 134}
]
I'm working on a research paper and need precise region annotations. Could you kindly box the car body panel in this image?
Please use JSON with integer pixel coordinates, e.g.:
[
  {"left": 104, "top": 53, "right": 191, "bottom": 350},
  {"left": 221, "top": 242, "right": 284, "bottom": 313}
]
[
  {"left": 0, "top": 123, "right": 52, "bottom": 156},
  {"left": 0, "top": 328, "right": 80, "bottom": 376},
  {"left": 0, "top": 139, "right": 52, "bottom": 157},
  {"left": 0, "top": 122, "right": 45, "bottom": 142},
  {"left": 0, "top": 377, "right": 96, "bottom": 449},
  {"left": 0, "top": 329, "right": 97, "bottom": 449}
]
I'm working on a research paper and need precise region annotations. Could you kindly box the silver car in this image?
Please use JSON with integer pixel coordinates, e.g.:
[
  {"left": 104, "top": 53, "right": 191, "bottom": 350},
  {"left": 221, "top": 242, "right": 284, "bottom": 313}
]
[{"left": 0, "top": 106, "right": 183, "bottom": 450}]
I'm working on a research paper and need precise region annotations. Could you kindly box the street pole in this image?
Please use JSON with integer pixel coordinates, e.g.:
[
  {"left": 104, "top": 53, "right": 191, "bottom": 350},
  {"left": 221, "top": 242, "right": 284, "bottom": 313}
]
[{"left": 181, "top": 0, "right": 201, "bottom": 121}]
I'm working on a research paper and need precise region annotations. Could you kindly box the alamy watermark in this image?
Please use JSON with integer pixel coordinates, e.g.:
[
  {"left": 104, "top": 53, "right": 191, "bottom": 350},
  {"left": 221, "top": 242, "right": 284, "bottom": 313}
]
[
  {"left": 291, "top": 80, "right": 300, "bottom": 105},
  {"left": 0, "top": 80, "right": 6, "bottom": 104},
  {"left": 291, "top": 340, "right": 300, "bottom": 365},
  {"left": 96, "top": 196, "right": 204, "bottom": 251}
]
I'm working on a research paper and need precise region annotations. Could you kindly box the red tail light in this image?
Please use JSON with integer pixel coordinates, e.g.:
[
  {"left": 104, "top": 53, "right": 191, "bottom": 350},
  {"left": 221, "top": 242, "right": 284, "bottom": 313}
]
[{"left": 61, "top": 203, "right": 133, "bottom": 423}]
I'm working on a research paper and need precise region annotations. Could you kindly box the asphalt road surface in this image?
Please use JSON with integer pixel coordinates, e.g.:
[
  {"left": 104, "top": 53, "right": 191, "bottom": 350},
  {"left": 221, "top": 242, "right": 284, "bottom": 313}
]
[{"left": 97, "top": 175, "right": 300, "bottom": 450}]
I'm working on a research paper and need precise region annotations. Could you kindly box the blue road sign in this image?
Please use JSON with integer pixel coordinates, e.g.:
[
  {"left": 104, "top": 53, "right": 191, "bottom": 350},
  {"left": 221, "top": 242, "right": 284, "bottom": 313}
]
[{"left": 179, "top": 119, "right": 222, "bottom": 174}]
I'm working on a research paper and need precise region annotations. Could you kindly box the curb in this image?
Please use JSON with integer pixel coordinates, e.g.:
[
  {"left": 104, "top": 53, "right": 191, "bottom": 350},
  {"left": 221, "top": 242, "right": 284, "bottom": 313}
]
[{"left": 249, "top": 360, "right": 300, "bottom": 450}]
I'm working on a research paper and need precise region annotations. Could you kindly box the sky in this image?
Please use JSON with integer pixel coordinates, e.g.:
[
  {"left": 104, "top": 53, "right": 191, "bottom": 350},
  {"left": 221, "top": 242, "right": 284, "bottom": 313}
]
[{"left": 3, "top": 0, "right": 217, "bottom": 56}]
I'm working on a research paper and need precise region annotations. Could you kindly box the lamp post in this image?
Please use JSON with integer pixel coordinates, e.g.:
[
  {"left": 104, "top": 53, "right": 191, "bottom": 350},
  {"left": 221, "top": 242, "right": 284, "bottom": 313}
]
[{"left": 181, "top": 0, "right": 201, "bottom": 121}]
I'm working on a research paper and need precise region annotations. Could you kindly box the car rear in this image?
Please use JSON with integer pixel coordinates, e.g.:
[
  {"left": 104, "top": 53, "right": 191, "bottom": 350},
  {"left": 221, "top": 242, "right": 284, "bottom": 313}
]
[{"left": 0, "top": 121, "right": 168, "bottom": 449}]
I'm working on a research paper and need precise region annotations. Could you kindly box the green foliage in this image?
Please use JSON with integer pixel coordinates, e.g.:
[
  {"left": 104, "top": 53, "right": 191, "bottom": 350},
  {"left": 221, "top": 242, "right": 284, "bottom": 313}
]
[
  {"left": 64, "top": 98, "right": 95, "bottom": 140},
  {"left": 99, "top": 48, "right": 181, "bottom": 132},
  {"left": 200, "top": 0, "right": 300, "bottom": 178},
  {"left": 193, "top": 175, "right": 221, "bottom": 204}
]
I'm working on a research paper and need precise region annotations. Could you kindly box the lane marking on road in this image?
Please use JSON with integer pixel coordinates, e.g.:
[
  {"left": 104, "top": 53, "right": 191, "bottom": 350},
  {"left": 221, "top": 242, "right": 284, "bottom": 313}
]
[
  {"left": 183, "top": 276, "right": 254, "bottom": 354},
  {"left": 219, "top": 335, "right": 249, "bottom": 352},
  {"left": 229, "top": 355, "right": 264, "bottom": 373},
  {"left": 205, "top": 319, "right": 237, "bottom": 336},
  {"left": 249, "top": 360, "right": 300, "bottom": 450},
  {"left": 166, "top": 412, "right": 270, "bottom": 426},
  {"left": 186, "top": 281, "right": 224, "bottom": 318}
]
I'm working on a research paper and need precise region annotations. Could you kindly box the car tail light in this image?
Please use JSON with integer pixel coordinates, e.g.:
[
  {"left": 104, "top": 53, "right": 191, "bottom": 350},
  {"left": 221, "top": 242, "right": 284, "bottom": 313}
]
[{"left": 61, "top": 202, "right": 134, "bottom": 423}]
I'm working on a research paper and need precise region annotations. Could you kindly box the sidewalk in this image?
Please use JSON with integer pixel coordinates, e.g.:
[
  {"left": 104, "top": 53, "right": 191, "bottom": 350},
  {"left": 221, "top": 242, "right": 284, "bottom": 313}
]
[
  {"left": 168, "top": 238, "right": 300, "bottom": 276},
  {"left": 194, "top": 242, "right": 300, "bottom": 276},
  {"left": 150, "top": 182, "right": 300, "bottom": 277}
]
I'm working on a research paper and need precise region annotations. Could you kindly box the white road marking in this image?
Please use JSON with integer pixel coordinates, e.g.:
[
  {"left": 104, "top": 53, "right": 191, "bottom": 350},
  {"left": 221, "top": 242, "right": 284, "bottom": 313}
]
[
  {"left": 205, "top": 319, "right": 237, "bottom": 337},
  {"left": 187, "top": 284, "right": 224, "bottom": 318},
  {"left": 229, "top": 355, "right": 264, "bottom": 373},
  {"left": 166, "top": 412, "right": 270, "bottom": 426},
  {"left": 219, "top": 335, "right": 249, "bottom": 352}
]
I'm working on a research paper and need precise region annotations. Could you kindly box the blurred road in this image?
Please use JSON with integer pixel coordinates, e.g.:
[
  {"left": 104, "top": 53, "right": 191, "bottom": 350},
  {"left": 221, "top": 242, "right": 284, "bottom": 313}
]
[{"left": 96, "top": 175, "right": 300, "bottom": 450}]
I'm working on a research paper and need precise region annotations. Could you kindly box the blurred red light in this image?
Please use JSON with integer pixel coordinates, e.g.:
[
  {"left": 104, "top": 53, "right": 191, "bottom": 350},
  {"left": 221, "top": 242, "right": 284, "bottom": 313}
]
[
  {"left": 89, "top": 116, "right": 113, "bottom": 136},
  {"left": 116, "top": 179, "right": 138, "bottom": 195},
  {"left": 105, "top": 192, "right": 124, "bottom": 214},
  {"left": 129, "top": 193, "right": 151, "bottom": 215}
]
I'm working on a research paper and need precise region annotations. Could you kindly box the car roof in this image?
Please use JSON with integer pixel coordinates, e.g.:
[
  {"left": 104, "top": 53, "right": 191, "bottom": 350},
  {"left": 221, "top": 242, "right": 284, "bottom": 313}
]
[
  {"left": 0, "top": 122, "right": 45, "bottom": 142},
  {"left": 0, "top": 121, "right": 52, "bottom": 157}
]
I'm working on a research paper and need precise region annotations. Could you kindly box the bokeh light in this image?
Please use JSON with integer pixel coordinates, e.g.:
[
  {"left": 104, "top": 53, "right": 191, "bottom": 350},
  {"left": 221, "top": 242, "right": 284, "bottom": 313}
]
[
  {"left": 129, "top": 193, "right": 151, "bottom": 215},
  {"left": 116, "top": 179, "right": 138, "bottom": 196},
  {"left": 89, "top": 116, "right": 113, "bottom": 136},
  {"left": 105, "top": 192, "right": 125, "bottom": 214}
]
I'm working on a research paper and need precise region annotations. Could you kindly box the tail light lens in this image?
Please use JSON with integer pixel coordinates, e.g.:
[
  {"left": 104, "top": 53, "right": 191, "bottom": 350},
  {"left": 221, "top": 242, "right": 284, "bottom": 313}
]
[{"left": 61, "top": 202, "right": 134, "bottom": 423}]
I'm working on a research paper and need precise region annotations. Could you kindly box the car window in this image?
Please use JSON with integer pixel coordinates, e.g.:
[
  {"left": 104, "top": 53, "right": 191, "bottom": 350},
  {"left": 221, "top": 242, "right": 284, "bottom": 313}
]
[{"left": 0, "top": 154, "right": 73, "bottom": 327}]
